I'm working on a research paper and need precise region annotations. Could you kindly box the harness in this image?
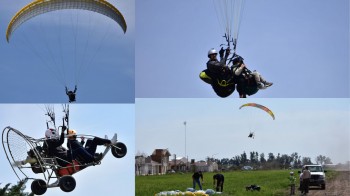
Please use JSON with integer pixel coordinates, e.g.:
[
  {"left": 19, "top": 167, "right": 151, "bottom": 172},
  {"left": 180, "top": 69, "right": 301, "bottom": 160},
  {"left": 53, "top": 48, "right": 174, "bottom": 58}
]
[
  {"left": 212, "top": 66, "right": 235, "bottom": 87},
  {"left": 217, "top": 78, "right": 234, "bottom": 87}
]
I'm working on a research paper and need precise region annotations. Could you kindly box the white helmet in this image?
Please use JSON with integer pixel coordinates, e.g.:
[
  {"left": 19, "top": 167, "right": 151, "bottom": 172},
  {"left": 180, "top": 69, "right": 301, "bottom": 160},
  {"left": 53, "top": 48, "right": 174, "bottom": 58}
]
[
  {"left": 208, "top": 48, "right": 217, "bottom": 57},
  {"left": 45, "top": 128, "right": 58, "bottom": 139}
]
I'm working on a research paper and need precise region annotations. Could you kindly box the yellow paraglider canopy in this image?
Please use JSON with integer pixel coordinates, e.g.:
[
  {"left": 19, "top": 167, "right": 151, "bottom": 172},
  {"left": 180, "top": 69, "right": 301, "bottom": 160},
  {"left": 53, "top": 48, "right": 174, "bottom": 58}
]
[
  {"left": 6, "top": 0, "right": 127, "bottom": 42},
  {"left": 239, "top": 103, "right": 275, "bottom": 120}
]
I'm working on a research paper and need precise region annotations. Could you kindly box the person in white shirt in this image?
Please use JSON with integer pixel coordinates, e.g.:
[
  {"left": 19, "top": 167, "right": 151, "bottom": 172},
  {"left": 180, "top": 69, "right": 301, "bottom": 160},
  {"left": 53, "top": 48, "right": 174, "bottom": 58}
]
[{"left": 302, "top": 166, "right": 311, "bottom": 194}]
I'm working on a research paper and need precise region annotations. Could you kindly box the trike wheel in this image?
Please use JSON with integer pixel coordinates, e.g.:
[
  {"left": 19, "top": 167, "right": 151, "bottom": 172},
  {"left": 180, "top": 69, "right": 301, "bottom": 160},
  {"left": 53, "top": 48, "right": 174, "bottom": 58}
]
[
  {"left": 59, "top": 175, "right": 76, "bottom": 192},
  {"left": 31, "top": 179, "right": 47, "bottom": 195},
  {"left": 111, "top": 142, "right": 127, "bottom": 158}
]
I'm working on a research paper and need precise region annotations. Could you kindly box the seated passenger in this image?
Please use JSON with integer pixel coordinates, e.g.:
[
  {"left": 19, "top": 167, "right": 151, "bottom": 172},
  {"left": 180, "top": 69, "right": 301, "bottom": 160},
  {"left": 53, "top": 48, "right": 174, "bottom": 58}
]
[
  {"left": 231, "top": 55, "right": 272, "bottom": 97},
  {"left": 66, "top": 129, "right": 112, "bottom": 164}
]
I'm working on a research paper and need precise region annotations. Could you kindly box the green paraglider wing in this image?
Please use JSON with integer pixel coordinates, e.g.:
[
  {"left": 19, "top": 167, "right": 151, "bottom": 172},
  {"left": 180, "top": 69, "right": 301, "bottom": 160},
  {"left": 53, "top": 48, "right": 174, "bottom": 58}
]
[
  {"left": 239, "top": 103, "right": 275, "bottom": 120},
  {"left": 6, "top": 0, "right": 127, "bottom": 42}
]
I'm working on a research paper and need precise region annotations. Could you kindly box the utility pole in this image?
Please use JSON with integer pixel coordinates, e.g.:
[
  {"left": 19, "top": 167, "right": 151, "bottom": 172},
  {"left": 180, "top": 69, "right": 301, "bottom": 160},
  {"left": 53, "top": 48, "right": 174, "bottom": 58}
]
[{"left": 184, "top": 121, "right": 187, "bottom": 170}]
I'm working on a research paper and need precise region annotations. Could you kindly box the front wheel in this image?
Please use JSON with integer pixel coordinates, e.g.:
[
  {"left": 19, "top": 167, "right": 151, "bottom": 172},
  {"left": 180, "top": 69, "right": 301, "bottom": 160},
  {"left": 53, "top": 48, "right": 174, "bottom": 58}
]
[
  {"left": 59, "top": 175, "right": 76, "bottom": 192},
  {"left": 321, "top": 184, "right": 326, "bottom": 190},
  {"left": 31, "top": 179, "right": 47, "bottom": 195},
  {"left": 111, "top": 142, "right": 127, "bottom": 158}
]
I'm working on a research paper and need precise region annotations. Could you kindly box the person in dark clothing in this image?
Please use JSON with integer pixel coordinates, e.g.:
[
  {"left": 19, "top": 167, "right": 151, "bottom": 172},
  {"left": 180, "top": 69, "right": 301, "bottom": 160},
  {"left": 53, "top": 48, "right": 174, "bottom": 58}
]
[
  {"left": 66, "top": 129, "right": 112, "bottom": 164},
  {"left": 42, "top": 127, "right": 69, "bottom": 167},
  {"left": 192, "top": 171, "right": 204, "bottom": 190},
  {"left": 199, "top": 47, "right": 235, "bottom": 98},
  {"left": 65, "top": 85, "right": 77, "bottom": 103},
  {"left": 206, "top": 47, "right": 231, "bottom": 78},
  {"left": 213, "top": 173, "right": 224, "bottom": 192},
  {"left": 248, "top": 132, "right": 255, "bottom": 139}
]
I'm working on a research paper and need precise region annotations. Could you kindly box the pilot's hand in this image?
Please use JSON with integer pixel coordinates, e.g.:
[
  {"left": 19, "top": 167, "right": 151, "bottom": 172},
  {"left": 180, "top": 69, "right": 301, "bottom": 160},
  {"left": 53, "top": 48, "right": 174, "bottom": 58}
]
[
  {"left": 219, "top": 47, "right": 224, "bottom": 57},
  {"left": 61, "top": 126, "right": 67, "bottom": 132}
]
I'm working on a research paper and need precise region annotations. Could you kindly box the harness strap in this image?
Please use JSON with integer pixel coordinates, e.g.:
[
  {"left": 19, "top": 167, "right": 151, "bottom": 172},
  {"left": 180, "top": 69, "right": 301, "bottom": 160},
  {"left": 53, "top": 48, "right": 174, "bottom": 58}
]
[{"left": 217, "top": 79, "right": 234, "bottom": 87}]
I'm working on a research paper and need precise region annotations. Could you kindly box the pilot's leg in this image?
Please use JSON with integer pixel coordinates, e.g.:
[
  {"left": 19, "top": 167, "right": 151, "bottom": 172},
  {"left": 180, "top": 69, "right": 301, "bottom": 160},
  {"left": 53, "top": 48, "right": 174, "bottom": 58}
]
[{"left": 85, "top": 137, "right": 111, "bottom": 155}]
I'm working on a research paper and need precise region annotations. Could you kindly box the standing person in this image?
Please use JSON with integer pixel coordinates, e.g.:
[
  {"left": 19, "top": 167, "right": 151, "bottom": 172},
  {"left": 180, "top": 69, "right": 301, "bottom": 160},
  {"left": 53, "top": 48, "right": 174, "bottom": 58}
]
[
  {"left": 213, "top": 173, "right": 224, "bottom": 192},
  {"left": 288, "top": 172, "right": 296, "bottom": 195},
  {"left": 299, "top": 171, "right": 304, "bottom": 194},
  {"left": 192, "top": 171, "right": 204, "bottom": 190},
  {"left": 302, "top": 166, "right": 311, "bottom": 194}
]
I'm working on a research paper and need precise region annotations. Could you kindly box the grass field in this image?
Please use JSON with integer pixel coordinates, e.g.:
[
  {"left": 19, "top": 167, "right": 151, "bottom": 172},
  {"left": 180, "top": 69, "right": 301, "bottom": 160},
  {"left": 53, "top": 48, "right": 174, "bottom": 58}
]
[{"left": 136, "top": 169, "right": 337, "bottom": 196}]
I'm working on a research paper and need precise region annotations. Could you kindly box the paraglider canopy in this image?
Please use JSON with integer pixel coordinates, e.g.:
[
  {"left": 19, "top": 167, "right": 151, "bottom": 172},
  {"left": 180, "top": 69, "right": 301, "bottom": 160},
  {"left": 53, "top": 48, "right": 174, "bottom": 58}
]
[
  {"left": 6, "top": 0, "right": 127, "bottom": 42},
  {"left": 5, "top": 0, "right": 128, "bottom": 102},
  {"left": 238, "top": 103, "right": 274, "bottom": 139},
  {"left": 239, "top": 103, "right": 275, "bottom": 120}
]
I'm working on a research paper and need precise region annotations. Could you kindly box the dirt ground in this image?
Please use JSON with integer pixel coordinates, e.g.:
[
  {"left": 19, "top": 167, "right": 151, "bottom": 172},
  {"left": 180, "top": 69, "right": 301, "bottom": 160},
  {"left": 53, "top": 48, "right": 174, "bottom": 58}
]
[{"left": 303, "top": 171, "right": 350, "bottom": 196}]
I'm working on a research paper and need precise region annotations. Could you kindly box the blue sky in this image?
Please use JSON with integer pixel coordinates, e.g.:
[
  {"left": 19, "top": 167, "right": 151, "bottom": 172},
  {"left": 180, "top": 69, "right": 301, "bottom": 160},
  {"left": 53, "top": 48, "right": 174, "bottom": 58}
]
[
  {"left": 136, "top": 0, "right": 349, "bottom": 98},
  {"left": 0, "top": 104, "right": 135, "bottom": 195},
  {"left": 0, "top": 0, "right": 135, "bottom": 103},
  {"left": 136, "top": 98, "right": 350, "bottom": 164}
]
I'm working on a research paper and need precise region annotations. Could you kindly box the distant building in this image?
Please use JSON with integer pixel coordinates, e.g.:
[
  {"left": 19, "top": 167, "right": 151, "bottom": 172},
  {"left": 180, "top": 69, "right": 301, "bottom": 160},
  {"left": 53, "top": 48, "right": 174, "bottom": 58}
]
[
  {"left": 194, "top": 160, "right": 219, "bottom": 172},
  {"left": 135, "top": 149, "right": 221, "bottom": 175},
  {"left": 135, "top": 149, "right": 171, "bottom": 176},
  {"left": 169, "top": 156, "right": 188, "bottom": 172}
]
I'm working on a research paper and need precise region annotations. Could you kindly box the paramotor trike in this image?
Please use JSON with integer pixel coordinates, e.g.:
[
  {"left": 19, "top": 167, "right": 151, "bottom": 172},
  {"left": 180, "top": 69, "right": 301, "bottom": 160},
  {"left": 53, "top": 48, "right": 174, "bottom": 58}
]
[{"left": 2, "top": 126, "right": 127, "bottom": 195}]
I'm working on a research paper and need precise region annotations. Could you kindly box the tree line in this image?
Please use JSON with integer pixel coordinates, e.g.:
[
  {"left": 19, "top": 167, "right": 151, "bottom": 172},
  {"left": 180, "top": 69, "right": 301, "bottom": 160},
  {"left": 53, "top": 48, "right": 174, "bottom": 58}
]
[
  {"left": 207, "top": 152, "right": 332, "bottom": 170},
  {"left": 0, "top": 180, "right": 33, "bottom": 196}
]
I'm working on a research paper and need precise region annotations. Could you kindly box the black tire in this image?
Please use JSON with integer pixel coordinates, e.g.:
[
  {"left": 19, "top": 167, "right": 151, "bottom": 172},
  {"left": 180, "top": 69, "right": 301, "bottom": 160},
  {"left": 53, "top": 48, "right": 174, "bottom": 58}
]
[
  {"left": 321, "top": 184, "right": 326, "bottom": 190},
  {"left": 31, "top": 179, "right": 47, "bottom": 195},
  {"left": 59, "top": 175, "right": 76, "bottom": 192},
  {"left": 31, "top": 163, "right": 46, "bottom": 173},
  {"left": 111, "top": 142, "right": 127, "bottom": 158}
]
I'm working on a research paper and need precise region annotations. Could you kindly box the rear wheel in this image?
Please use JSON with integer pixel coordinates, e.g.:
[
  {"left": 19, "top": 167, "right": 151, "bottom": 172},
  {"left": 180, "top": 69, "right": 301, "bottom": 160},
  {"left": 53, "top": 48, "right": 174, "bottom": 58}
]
[
  {"left": 31, "top": 179, "right": 47, "bottom": 195},
  {"left": 111, "top": 142, "right": 127, "bottom": 158},
  {"left": 59, "top": 175, "right": 76, "bottom": 192}
]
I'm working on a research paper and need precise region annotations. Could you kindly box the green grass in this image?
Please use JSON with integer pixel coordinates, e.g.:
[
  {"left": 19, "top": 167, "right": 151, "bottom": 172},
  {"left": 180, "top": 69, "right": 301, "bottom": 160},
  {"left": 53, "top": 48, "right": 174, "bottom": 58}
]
[
  {"left": 324, "top": 169, "right": 337, "bottom": 180},
  {"left": 136, "top": 170, "right": 297, "bottom": 196}
]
